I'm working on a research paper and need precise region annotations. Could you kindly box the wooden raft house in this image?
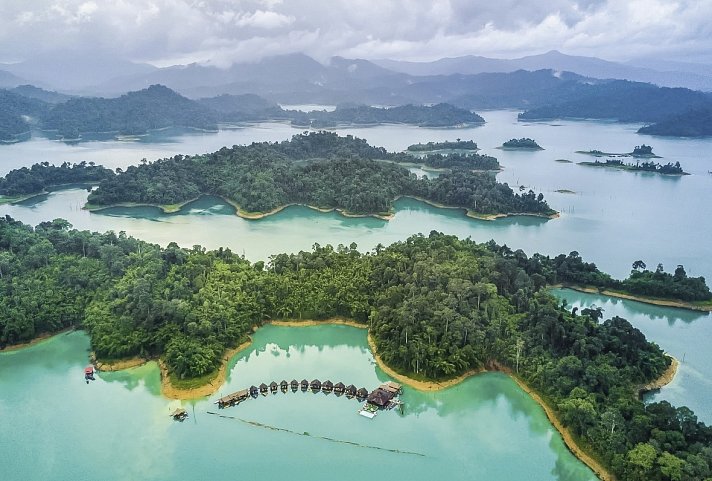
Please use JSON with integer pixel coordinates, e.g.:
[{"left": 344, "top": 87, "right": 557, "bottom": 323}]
[
  {"left": 300, "top": 379, "right": 309, "bottom": 391},
  {"left": 280, "top": 380, "right": 289, "bottom": 392},
  {"left": 322, "top": 380, "right": 334, "bottom": 393},
  {"left": 334, "top": 382, "right": 345, "bottom": 396},
  {"left": 310, "top": 379, "right": 322, "bottom": 391},
  {"left": 216, "top": 389, "right": 249, "bottom": 408},
  {"left": 365, "top": 382, "right": 402, "bottom": 409},
  {"left": 345, "top": 384, "right": 357, "bottom": 398},
  {"left": 290, "top": 379, "right": 299, "bottom": 392},
  {"left": 259, "top": 383, "right": 269, "bottom": 395},
  {"left": 270, "top": 381, "right": 278, "bottom": 393}
]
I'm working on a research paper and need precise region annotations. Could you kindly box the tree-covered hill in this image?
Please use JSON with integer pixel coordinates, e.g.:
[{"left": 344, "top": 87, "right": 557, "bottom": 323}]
[
  {"left": 0, "top": 89, "right": 48, "bottom": 142},
  {"left": 1, "top": 219, "right": 710, "bottom": 481},
  {"left": 42, "top": 84, "right": 219, "bottom": 137},
  {"left": 638, "top": 108, "right": 712, "bottom": 137},
  {"left": 518, "top": 80, "right": 712, "bottom": 123},
  {"left": 0, "top": 162, "right": 115, "bottom": 197},
  {"left": 86, "top": 132, "right": 552, "bottom": 217}
]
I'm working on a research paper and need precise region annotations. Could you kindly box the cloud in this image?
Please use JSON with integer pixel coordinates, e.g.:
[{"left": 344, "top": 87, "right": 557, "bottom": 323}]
[{"left": 0, "top": 0, "right": 710, "bottom": 66}]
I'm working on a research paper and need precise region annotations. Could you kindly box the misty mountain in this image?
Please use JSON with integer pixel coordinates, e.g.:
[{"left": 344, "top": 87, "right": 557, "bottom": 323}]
[
  {"left": 376, "top": 50, "right": 712, "bottom": 91},
  {"left": 1, "top": 52, "right": 157, "bottom": 91},
  {"left": 0, "top": 69, "right": 27, "bottom": 89}
]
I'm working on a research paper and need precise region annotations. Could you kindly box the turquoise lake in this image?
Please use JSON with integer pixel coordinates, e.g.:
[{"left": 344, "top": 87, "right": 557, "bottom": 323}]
[
  {"left": 0, "top": 325, "right": 597, "bottom": 481},
  {"left": 1, "top": 110, "right": 712, "bottom": 479}
]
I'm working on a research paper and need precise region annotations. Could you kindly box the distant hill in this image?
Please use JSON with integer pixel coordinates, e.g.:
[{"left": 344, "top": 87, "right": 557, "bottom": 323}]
[
  {"left": 638, "top": 108, "right": 712, "bottom": 137},
  {"left": 42, "top": 85, "right": 218, "bottom": 137},
  {"left": 0, "top": 70, "right": 27, "bottom": 89},
  {"left": 0, "top": 90, "right": 48, "bottom": 142},
  {"left": 518, "top": 81, "right": 712, "bottom": 123},
  {"left": 197, "top": 94, "right": 284, "bottom": 121},
  {"left": 376, "top": 50, "right": 712, "bottom": 91},
  {"left": 11, "top": 85, "right": 72, "bottom": 104}
]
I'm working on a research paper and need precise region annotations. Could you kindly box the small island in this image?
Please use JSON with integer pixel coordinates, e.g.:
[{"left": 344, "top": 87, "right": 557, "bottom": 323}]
[
  {"left": 579, "top": 158, "right": 687, "bottom": 175},
  {"left": 406, "top": 139, "right": 479, "bottom": 152},
  {"left": 576, "top": 144, "right": 661, "bottom": 158},
  {"left": 499, "top": 138, "right": 543, "bottom": 150}
]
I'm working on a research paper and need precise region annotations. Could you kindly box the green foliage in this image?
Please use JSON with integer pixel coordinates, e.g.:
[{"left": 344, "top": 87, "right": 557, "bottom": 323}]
[
  {"left": 0, "top": 161, "right": 115, "bottom": 196},
  {"left": 2, "top": 219, "right": 711, "bottom": 480},
  {"left": 502, "top": 138, "right": 542, "bottom": 149},
  {"left": 407, "top": 139, "right": 479, "bottom": 152},
  {"left": 42, "top": 85, "right": 218, "bottom": 136},
  {"left": 639, "top": 108, "right": 712, "bottom": 137},
  {"left": 87, "top": 132, "right": 552, "bottom": 216}
]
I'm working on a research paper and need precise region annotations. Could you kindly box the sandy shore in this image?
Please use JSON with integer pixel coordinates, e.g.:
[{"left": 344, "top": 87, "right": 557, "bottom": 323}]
[
  {"left": 639, "top": 355, "right": 679, "bottom": 394},
  {"left": 160, "top": 339, "right": 253, "bottom": 400},
  {"left": 1, "top": 327, "right": 75, "bottom": 352},
  {"left": 366, "top": 335, "right": 614, "bottom": 480},
  {"left": 270, "top": 318, "right": 367, "bottom": 329},
  {"left": 94, "top": 355, "right": 147, "bottom": 371},
  {"left": 554, "top": 284, "right": 712, "bottom": 312}
]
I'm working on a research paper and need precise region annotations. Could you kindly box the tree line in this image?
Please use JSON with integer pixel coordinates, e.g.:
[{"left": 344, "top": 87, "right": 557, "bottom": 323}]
[
  {"left": 1, "top": 219, "right": 711, "bottom": 480},
  {"left": 85, "top": 132, "right": 553, "bottom": 217}
]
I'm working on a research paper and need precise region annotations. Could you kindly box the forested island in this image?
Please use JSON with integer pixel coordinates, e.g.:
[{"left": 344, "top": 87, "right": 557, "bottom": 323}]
[
  {"left": 0, "top": 162, "right": 114, "bottom": 199},
  {"left": 1, "top": 218, "right": 711, "bottom": 480},
  {"left": 395, "top": 152, "right": 500, "bottom": 171},
  {"left": 289, "top": 103, "right": 484, "bottom": 128},
  {"left": 639, "top": 108, "right": 712, "bottom": 138},
  {"left": 576, "top": 145, "right": 661, "bottom": 158},
  {"left": 84, "top": 132, "right": 551, "bottom": 218},
  {"left": 499, "top": 138, "right": 543, "bottom": 150},
  {"left": 406, "top": 139, "right": 479, "bottom": 152},
  {"left": 580, "top": 159, "right": 687, "bottom": 175}
]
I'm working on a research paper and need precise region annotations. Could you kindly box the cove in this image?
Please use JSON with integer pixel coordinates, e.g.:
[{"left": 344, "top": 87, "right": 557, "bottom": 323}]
[
  {"left": 552, "top": 288, "right": 712, "bottom": 422},
  {"left": 0, "top": 324, "right": 597, "bottom": 481}
]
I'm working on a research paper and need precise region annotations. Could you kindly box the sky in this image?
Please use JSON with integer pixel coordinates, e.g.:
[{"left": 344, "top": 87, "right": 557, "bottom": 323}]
[{"left": 1, "top": 0, "right": 711, "bottom": 67}]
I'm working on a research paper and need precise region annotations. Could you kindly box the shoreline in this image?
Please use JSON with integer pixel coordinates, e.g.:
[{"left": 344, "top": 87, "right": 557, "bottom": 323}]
[
  {"left": 0, "top": 327, "right": 75, "bottom": 353},
  {"left": 639, "top": 355, "right": 679, "bottom": 395},
  {"left": 366, "top": 334, "right": 614, "bottom": 481},
  {"left": 400, "top": 195, "right": 559, "bottom": 221},
  {"left": 159, "top": 339, "right": 253, "bottom": 400},
  {"left": 553, "top": 284, "right": 712, "bottom": 312}
]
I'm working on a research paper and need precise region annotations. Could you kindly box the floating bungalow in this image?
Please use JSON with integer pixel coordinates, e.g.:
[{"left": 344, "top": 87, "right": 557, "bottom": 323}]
[
  {"left": 250, "top": 385, "right": 259, "bottom": 398},
  {"left": 345, "top": 384, "right": 357, "bottom": 398},
  {"left": 280, "top": 380, "right": 289, "bottom": 392},
  {"left": 259, "top": 383, "right": 269, "bottom": 395},
  {"left": 322, "top": 380, "right": 334, "bottom": 393},
  {"left": 334, "top": 382, "right": 345, "bottom": 396},
  {"left": 270, "top": 381, "right": 278, "bottom": 394},
  {"left": 216, "top": 389, "right": 249, "bottom": 408},
  {"left": 301, "top": 379, "right": 309, "bottom": 391},
  {"left": 356, "top": 387, "right": 369, "bottom": 400},
  {"left": 170, "top": 408, "right": 188, "bottom": 421},
  {"left": 290, "top": 379, "right": 299, "bottom": 392},
  {"left": 366, "top": 388, "right": 396, "bottom": 408},
  {"left": 310, "top": 379, "right": 322, "bottom": 391}
]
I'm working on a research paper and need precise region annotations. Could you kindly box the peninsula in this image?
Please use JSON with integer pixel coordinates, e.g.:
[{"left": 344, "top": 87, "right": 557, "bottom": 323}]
[
  {"left": 1, "top": 218, "right": 710, "bottom": 481},
  {"left": 579, "top": 159, "right": 687, "bottom": 175}
]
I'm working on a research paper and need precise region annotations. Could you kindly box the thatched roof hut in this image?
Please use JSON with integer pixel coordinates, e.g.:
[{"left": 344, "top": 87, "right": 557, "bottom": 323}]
[
  {"left": 280, "top": 380, "right": 288, "bottom": 392},
  {"left": 345, "top": 384, "right": 357, "bottom": 397},
  {"left": 290, "top": 379, "right": 299, "bottom": 391},
  {"left": 322, "top": 380, "right": 334, "bottom": 392},
  {"left": 270, "top": 381, "right": 278, "bottom": 393},
  {"left": 259, "top": 383, "right": 268, "bottom": 393},
  {"left": 310, "top": 379, "right": 322, "bottom": 390},
  {"left": 301, "top": 379, "right": 309, "bottom": 390},
  {"left": 334, "top": 382, "right": 345, "bottom": 395},
  {"left": 356, "top": 387, "right": 368, "bottom": 399},
  {"left": 367, "top": 388, "right": 395, "bottom": 407}
]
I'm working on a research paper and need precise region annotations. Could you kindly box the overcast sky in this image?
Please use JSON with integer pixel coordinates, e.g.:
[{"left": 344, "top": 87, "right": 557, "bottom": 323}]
[{"left": 1, "top": 0, "right": 711, "bottom": 66}]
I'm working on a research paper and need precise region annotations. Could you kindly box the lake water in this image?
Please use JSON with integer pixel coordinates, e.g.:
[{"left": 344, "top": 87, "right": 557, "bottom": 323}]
[
  {"left": 0, "top": 325, "right": 596, "bottom": 481},
  {"left": 2, "top": 110, "right": 712, "bottom": 477}
]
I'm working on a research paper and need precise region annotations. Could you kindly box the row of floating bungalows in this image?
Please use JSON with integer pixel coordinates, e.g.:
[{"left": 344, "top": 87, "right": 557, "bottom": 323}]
[{"left": 216, "top": 380, "right": 372, "bottom": 408}]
